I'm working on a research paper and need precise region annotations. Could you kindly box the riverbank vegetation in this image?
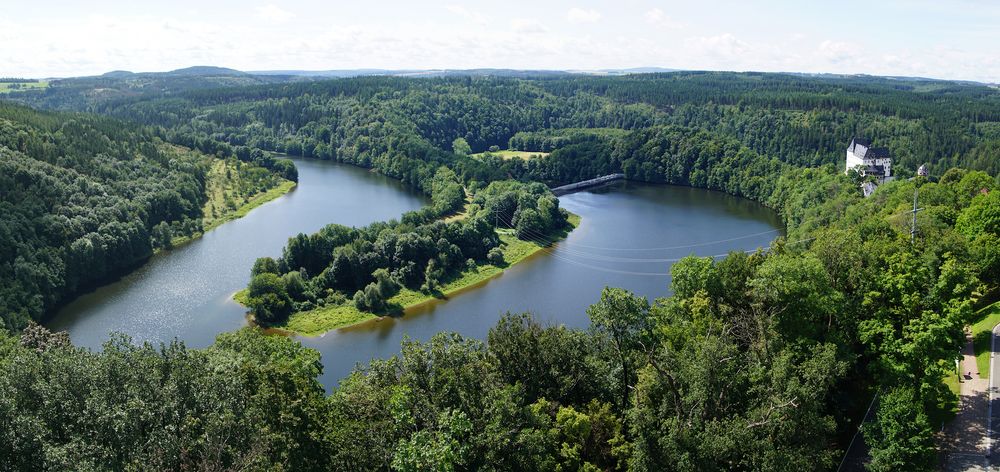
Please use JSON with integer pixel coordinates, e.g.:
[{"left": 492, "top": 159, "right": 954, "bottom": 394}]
[
  {"left": 0, "top": 102, "right": 296, "bottom": 331},
  {"left": 273, "top": 213, "right": 579, "bottom": 335},
  {"left": 241, "top": 178, "right": 573, "bottom": 332},
  {"left": 2, "top": 165, "right": 994, "bottom": 469},
  {"left": 471, "top": 149, "right": 550, "bottom": 160},
  {"left": 163, "top": 159, "right": 296, "bottom": 249},
  {"left": 4, "top": 71, "right": 1000, "bottom": 469}
]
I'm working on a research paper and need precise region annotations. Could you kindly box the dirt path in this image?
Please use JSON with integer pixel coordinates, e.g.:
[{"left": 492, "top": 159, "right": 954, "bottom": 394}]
[{"left": 943, "top": 330, "right": 990, "bottom": 471}]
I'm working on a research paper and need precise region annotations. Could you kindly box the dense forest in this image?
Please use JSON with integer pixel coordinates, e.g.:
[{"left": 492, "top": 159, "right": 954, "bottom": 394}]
[
  {"left": 2, "top": 167, "right": 996, "bottom": 470},
  {"left": 0, "top": 102, "right": 292, "bottom": 331},
  {"left": 15, "top": 71, "right": 1000, "bottom": 177},
  {"left": 2, "top": 71, "right": 1000, "bottom": 470}
]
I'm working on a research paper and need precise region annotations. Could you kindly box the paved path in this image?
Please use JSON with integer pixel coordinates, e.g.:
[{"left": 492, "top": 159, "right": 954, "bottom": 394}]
[
  {"left": 943, "top": 329, "right": 992, "bottom": 471},
  {"left": 990, "top": 325, "right": 1000, "bottom": 469}
]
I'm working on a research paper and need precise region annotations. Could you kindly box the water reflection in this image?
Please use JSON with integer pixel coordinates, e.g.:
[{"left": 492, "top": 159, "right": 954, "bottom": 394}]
[{"left": 302, "top": 181, "right": 782, "bottom": 389}]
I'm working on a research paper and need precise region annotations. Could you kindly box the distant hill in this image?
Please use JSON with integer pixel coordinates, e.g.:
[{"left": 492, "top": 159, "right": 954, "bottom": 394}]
[
  {"left": 9, "top": 66, "right": 307, "bottom": 111},
  {"left": 250, "top": 68, "right": 575, "bottom": 78},
  {"left": 594, "top": 67, "right": 680, "bottom": 75},
  {"left": 25, "top": 66, "right": 994, "bottom": 85},
  {"left": 95, "top": 66, "right": 248, "bottom": 79},
  {"left": 100, "top": 70, "right": 135, "bottom": 78},
  {"left": 10, "top": 66, "right": 997, "bottom": 115},
  {"left": 250, "top": 67, "right": 683, "bottom": 78},
  {"left": 250, "top": 68, "right": 402, "bottom": 77},
  {"left": 160, "top": 66, "right": 248, "bottom": 77}
]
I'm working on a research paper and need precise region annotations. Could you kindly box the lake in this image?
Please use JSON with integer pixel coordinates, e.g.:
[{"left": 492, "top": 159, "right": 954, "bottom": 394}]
[
  {"left": 302, "top": 180, "right": 782, "bottom": 387},
  {"left": 50, "top": 158, "right": 782, "bottom": 389},
  {"left": 49, "top": 159, "right": 430, "bottom": 349}
]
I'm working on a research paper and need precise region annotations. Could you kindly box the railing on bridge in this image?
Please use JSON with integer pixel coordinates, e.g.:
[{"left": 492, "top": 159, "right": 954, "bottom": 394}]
[{"left": 550, "top": 174, "right": 625, "bottom": 196}]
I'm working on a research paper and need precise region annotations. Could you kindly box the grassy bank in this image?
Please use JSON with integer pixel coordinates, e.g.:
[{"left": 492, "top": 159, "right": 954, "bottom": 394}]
[
  {"left": 250, "top": 213, "right": 580, "bottom": 336},
  {"left": 972, "top": 300, "right": 1000, "bottom": 375},
  {"left": 0, "top": 81, "right": 49, "bottom": 94},
  {"left": 470, "top": 150, "right": 549, "bottom": 160},
  {"left": 165, "top": 160, "right": 295, "bottom": 250}
]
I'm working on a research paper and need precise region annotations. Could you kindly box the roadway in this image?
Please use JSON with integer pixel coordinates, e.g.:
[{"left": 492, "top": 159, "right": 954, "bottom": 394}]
[
  {"left": 943, "top": 327, "right": 993, "bottom": 471},
  {"left": 988, "top": 323, "right": 1000, "bottom": 469}
]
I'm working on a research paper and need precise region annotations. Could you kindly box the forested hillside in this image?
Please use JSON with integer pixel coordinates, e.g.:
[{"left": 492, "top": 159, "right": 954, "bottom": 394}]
[
  {"left": 2, "top": 162, "right": 996, "bottom": 470},
  {"left": 0, "top": 103, "right": 290, "bottom": 331},
  {"left": 15, "top": 72, "right": 1000, "bottom": 177},
  {"left": 13, "top": 66, "right": 307, "bottom": 112},
  {"left": 2, "top": 71, "right": 999, "bottom": 470}
]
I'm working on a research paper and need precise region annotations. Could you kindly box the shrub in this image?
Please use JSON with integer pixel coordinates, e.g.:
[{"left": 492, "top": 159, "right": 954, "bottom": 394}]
[{"left": 487, "top": 247, "right": 505, "bottom": 266}]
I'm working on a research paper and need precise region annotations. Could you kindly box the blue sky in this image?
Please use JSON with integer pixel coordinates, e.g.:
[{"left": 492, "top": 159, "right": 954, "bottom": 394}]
[{"left": 2, "top": 0, "right": 998, "bottom": 81}]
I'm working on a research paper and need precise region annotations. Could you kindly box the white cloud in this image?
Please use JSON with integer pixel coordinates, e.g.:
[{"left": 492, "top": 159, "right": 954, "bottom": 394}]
[
  {"left": 644, "top": 8, "right": 685, "bottom": 29},
  {"left": 511, "top": 18, "right": 548, "bottom": 34},
  {"left": 255, "top": 4, "right": 295, "bottom": 23},
  {"left": 446, "top": 5, "right": 488, "bottom": 25},
  {"left": 818, "top": 40, "right": 859, "bottom": 64},
  {"left": 2, "top": 4, "right": 999, "bottom": 83},
  {"left": 645, "top": 8, "right": 664, "bottom": 23},
  {"left": 684, "top": 33, "right": 750, "bottom": 58},
  {"left": 566, "top": 8, "right": 601, "bottom": 24}
]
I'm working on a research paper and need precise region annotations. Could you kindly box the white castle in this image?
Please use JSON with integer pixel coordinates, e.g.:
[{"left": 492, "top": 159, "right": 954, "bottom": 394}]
[
  {"left": 846, "top": 138, "right": 893, "bottom": 183},
  {"left": 846, "top": 138, "right": 894, "bottom": 196}
]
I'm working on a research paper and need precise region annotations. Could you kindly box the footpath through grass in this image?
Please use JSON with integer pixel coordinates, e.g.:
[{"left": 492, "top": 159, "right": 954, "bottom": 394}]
[
  {"left": 269, "top": 213, "right": 580, "bottom": 336},
  {"left": 972, "top": 300, "right": 1000, "bottom": 376}
]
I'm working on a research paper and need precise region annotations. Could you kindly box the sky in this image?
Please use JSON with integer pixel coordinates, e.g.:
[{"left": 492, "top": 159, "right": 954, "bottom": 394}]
[{"left": 2, "top": 0, "right": 998, "bottom": 82}]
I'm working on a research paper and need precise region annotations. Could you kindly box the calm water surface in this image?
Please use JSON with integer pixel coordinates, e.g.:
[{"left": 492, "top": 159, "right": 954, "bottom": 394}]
[
  {"left": 303, "top": 181, "right": 782, "bottom": 388},
  {"left": 50, "top": 159, "right": 781, "bottom": 390},
  {"left": 49, "top": 159, "right": 429, "bottom": 348}
]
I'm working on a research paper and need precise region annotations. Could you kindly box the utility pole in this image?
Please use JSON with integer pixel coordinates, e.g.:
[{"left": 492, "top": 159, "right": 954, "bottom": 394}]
[{"left": 910, "top": 189, "right": 923, "bottom": 245}]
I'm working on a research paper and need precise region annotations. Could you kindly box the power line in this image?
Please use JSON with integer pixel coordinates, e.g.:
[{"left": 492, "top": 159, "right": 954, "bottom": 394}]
[
  {"left": 493, "top": 208, "right": 814, "bottom": 277},
  {"left": 527, "top": 234, "right": 815, "bottom": 277},
  {"left": 836, "top": 391, "right": 880, "bottom": 472},
  {"left": 909, "top": 189, "right": 923, "bottom": 245},
  {"left": 481, "top": 187, "right": 921, "bottom": 276},
  {"left": 561, "top": 228, "right": 783, "bottom": 252},
  {"left": 494, "top": 207, "right": 782, "bottom": 263}
]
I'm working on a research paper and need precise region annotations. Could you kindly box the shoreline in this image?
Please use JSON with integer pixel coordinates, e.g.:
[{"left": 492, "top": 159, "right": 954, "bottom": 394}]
[
  {"left": 43, "top": 166, "right": 296, "bottom": 324},
  {"left": 239, "top": 213, "right": 581, "bottom": 337},
  {"left": 156, "top": 174, "right": 297, "bottom": 255}
]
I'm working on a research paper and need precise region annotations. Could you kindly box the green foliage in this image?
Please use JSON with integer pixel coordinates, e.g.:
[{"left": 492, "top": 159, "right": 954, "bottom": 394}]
[
  {"left": 4, "top": 70, "right": 1000, "bottom": 470},
  {"left": 246, "top": 273, "right": 293, "bottom": 323},
  {"left": 748, "top": 253, "right": 844, "bottom": 341},
  {"left": 670, "top": 256, "right": 716, "bottom": 300},
  {"left": 246, "top": 178, "right": 559, "bottom": 319},
  {"left": 0, "top": 326, "right": 332, "bottom": 471},
  {"left": 865, "top": 388, "right": 937, "bottom": 472},
  {"left": 516, "top": 208, "right": 544, "bottom": 240},
  {"left": 955, "top": 190, "right": 999, "bottom": 239},
  {"left": 251, "top": 256, "right": 280, "bottom": 276},
  {"left": 0, "top": 103, "right": 208, "bottom": 330},
  {"left": 353, "top": 268, "right": 401, "bottom": 312},
  {"left": 487, "top": 247, "right": 505, "bottom": 266},
  {"left": 272, "top": 158, "right": 299, "bottom": 182},
  {"left": 0, "top": 102, "right": 294, "bottom": 331},
  {"left": 451, "top": 137, "right": 472, "bottom": 156},
  {"left": 587, "top": 288, "right": 652, "bottom": 410},
  {"left": 391, "top": 410, "right": 473, "bottom": 471}
]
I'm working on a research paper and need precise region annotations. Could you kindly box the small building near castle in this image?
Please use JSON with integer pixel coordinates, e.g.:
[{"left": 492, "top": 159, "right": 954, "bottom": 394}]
[{"left": 917, "top": 164, "right": 929, "bottom": 177}]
